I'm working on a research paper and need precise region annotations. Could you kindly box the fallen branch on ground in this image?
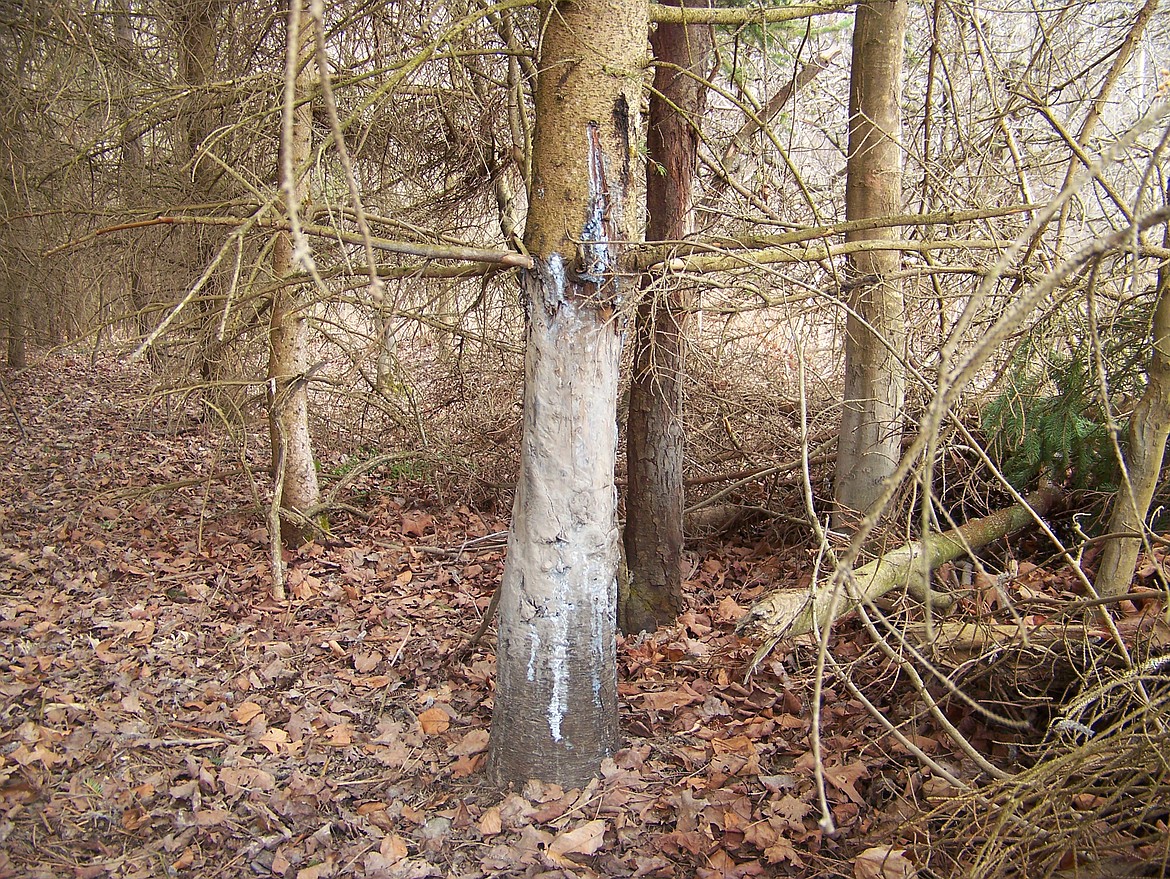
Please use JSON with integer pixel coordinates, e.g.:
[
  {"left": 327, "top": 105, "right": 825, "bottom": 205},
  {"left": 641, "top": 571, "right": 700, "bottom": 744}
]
[{"left": 737, "top": 486, "right": 1063, "bottom": 644}]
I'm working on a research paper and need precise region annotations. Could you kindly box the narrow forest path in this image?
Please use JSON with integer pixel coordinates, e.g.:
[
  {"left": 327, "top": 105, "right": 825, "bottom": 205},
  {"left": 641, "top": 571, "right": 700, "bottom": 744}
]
[{"left": 2, "top": 353, "right": 939, "bottom": 879}]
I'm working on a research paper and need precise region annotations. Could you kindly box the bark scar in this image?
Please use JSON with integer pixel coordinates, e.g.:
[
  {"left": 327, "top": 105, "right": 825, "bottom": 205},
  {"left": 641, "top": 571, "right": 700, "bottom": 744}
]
[{"left": 576, "top": 121, "right": 617, "bottom": 298}]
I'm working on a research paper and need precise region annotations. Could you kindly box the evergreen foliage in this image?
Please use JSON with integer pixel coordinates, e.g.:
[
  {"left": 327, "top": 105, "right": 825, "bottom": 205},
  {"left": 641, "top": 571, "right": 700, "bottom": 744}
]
[{"left": 981, "top": 297, "right": 1153, "bottom": 491}]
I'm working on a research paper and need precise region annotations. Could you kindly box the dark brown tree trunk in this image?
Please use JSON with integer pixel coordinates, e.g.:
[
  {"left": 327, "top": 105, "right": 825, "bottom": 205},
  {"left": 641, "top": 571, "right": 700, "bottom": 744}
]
[
  {"left": 487, "top": 0, "right": 647, "bottom": 787},
  {"left": 173, "top": 1, "right": 228, "bottom": 400},
  {"left": 1, "top": 130, "right": 27, "bottom": 369},
  {"left": 5, "top": 277, "right": 26, "bottom": 370},
  {"left": 621, "top": 0, "right": 712, "bottom": 634},
  {"left": 115, "top": 0, "right": 156, "bottom": 367}
]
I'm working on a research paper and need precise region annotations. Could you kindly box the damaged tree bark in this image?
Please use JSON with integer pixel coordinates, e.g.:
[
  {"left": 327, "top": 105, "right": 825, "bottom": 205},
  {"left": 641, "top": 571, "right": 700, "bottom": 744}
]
[
  {"left": 738, "top": 487, "right": 1061, "bottom": 644},
  {"left": 487, "top": 0, "right": 647, "bottom": 787}
]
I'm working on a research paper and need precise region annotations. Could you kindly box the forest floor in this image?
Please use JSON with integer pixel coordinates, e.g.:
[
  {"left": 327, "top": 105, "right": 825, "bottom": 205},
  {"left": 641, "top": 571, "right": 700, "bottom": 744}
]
[{"left": 0, "top": 352, "right": 1138, "bottom": 879}]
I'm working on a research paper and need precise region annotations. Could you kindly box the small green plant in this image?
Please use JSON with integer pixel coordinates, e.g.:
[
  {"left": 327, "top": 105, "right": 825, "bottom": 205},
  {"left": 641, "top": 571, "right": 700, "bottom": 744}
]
[
  {"left": 323, "top": 449, "right": 426, "bottom": 483},
  {"left": 981, "top": 299, "right": 1152, "bottom": 491},
  {"left": 982, "top": 360, "right": 1116, "bottom": 490}
]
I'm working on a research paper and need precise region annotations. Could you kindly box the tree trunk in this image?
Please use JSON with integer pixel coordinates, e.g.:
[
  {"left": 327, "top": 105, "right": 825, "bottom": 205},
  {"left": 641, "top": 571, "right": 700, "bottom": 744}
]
[
  {"left": 1096, "top": 196, "right": 1170, "bottom": 597},
  {"left": 115, "top": 0, "right": 156, "bottom": 366},
  {"left": 268, "top": 0, "right": 322, "bottom": 550},
  {"left": 0, "top": 122, "right": 26, "bottom": 369},
  {"left": 173, "top": 1, "right": 228, "bottom": 401},
  {"left": 4, "top": 246, "right": 26, "bottom": 369},
  {"left": 833, "top": 0, "right": 908, "bottom": 530},
  {"left": 621, "top": 0, "right": 712, "bottom": 634},
  {"left": 487, "top": 0, "right": 647, "bottom": 788}
]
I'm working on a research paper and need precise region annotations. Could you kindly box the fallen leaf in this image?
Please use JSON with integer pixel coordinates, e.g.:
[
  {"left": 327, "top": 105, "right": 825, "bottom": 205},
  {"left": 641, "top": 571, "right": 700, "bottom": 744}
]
[
  {"left": 826, "top": 760, "right": 868, "bottom": 806},
  {"left": 547, "top": 819, "right": 607, "bottom": 865},
  {"left": 400, "top": 511, "right": 434, "bottom": 538},
  {"left": 417, "top": 707, "right": 450, "bottom": 735},
  {"left": 853, "top": 846, "right": 917, "bottom": 879},
  {"left": 642, "top": 689, "right": 702, "bottom": 711},
  {"left": 478, "top": 806, "right": 502, "bottom": 836},
  {"left": 257, "top": 727, "right": 290, "bottom": 754},
  {"left": 711, "top": 735, "right": 760, "bottom": 777},
  {"left": 233, "top": 702, "right": 264, "bottom": 724},
  {"left": 295, "top": 858, "right": 335, "bottom": 879},
  {"left": 447, "top": 728, "right": 489, "bottom": 756}
]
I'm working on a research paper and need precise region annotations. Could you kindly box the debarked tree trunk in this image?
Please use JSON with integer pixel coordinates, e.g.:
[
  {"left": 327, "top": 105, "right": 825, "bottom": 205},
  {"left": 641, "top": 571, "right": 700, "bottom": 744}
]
[{"left": 487, "top": 0, "right": 647, "bottom": 787}]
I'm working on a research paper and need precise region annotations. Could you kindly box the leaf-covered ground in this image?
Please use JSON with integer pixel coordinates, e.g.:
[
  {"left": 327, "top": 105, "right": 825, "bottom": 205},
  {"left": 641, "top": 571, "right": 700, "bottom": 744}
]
[{"left": 0, "top": 354, "right": 1021, "bottom": 878}]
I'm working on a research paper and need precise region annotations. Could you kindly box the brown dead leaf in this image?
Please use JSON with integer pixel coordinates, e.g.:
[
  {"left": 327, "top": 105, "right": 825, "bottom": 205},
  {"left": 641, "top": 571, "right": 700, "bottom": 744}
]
[
  {"left": 233, "top": 701, "right": 264, "bottom": 724},
  {"left": 642, "top": 688, "right": 702, "bottom": 711},
  {"left": 764, "top": 837, "right": 803, "bottom": 867},
  {"left": 417, "top": 707, "right": 450, "bottom": 735},
  {"left": 257, "top": 727, "right": 290, "bottom": 754},
  {"left": 773, "top": 794, "right": 811, "bottom": 828},
  {"left": 121, "top": 805, "right": 150, "bottom": 831},
  {"left": 401, "top": 511, "right": 434, "bottom": 537},
  {"left": 697, "top": 847, "right": 765, "bottom": 879},
  {"left": 194, "top": 808, "right": 231, "bottom": 826},
  {"left": 715, "top": 595, "right": 747, "bottom": 623},
  {"left": 450, "top": 753, "right": 484, "bottom": 777},
  {"left": 353, "top": 651, "right": 382, "bottom": 673},
  {"left": 295, "top": 857, "right": 336, "bottom": 879},
  {"left": 547, "top": 819, "right": 607, "bottom": 866},
  {"left": 711, "top": 735, "right": 760, "bottom": 777},
  {"left": 478, "top": 806, "right": 502, "bottom": 836},
  {"left": 447, "top": 728, "right": 489, "bottom": 756},
  {"left": 220, "top": 767, "right": 275, "bottom": 796},
  {"left": 853, "top": 846, "right": 917, "bottom": 879},
  {"left": 378, "top": 834, "right": 410, "bottom": 865},
  {"left": 826, "top": 761, "right": 868, "bottom": 806}
]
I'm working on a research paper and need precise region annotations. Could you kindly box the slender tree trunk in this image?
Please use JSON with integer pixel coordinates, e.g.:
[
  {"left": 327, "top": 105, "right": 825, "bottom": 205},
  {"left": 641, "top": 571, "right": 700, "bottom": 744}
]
[
  {"left": 4, "top": 277, "right": 26, "bottom": 370},
  {"left": 833, "top": 0, "right": 908, "bottom": 530},
  {"left": 487, "top": 0, "right": 647, "bottom": 788},
  {"left": 268, "top": 0, "right": 322, "bottom": 549},
  {"left": 115, "top": 0, "right": 156, "bottom": 366},
  {"left": 1096, "top": 197, "right": 1170, "bottom": 596},
  {"left": 0, "top": 123, "right": 26, "bottom": 369},
  {"left": 173, "top": 1, "right": 228, "bottom": 400},
  {"left": 622, "top": 0, "right": 712, "bottom": 634}
]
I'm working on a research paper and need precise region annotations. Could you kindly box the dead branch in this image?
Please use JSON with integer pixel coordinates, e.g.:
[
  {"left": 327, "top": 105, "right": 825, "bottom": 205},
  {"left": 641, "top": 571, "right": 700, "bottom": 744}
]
[{"left": 738, "top": 486, "right": 1062, "bottom": 643}]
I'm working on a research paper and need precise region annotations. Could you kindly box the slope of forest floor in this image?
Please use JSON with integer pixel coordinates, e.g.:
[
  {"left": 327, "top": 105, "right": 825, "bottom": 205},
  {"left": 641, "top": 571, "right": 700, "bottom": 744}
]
[{"left": 0, "top": 352, "right": 1153, "bottom": 879}]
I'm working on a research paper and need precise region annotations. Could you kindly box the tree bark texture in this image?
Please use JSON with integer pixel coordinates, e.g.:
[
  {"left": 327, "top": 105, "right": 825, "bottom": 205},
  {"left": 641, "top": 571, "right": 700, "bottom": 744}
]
[
  {"left": 116, "top": 0, "right": 156, "bottom": 365},
  {"left": 268, "top": 1, "right": 322, "bottom": 548},
  {"left": 622, "top": 0, "right": 712, "bottom": 634},
  {"left": 487, "top": 0, "right": 647, "bottom": 787},
  {"left": 174, "top": 1, "right": 230, "bottom": 395},
  {"left": 1096, "top": 199, "right": 1170, "bottom": 596},
  {"left": 0, "top": 146, "right": 26, "bottom": 369},
  {"left": 833, "top": 0, "right": 908, "bottom": 529}
]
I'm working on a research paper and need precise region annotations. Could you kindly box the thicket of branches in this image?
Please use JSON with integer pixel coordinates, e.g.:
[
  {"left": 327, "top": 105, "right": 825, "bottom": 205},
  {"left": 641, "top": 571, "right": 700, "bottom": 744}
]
[{"left": 2, "top": 0, "right": 1169, "bottom": 873}]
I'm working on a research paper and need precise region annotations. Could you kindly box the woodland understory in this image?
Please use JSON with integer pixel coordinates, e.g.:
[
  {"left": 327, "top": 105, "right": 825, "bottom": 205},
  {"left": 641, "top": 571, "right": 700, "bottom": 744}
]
[
  {"left": 4, "top": 0, "right": 1170, "bottom": 874},
  {"left": 1, "top": 352, "right": 1167, "bottom": 879}
]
